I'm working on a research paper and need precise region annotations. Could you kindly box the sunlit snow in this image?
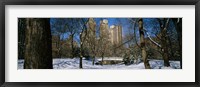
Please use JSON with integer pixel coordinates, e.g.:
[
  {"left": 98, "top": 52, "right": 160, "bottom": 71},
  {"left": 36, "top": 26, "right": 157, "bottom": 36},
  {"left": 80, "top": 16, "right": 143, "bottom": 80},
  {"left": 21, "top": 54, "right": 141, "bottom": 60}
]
[{"left": 18, "top": 57, "right": 180, "bottom": 69}]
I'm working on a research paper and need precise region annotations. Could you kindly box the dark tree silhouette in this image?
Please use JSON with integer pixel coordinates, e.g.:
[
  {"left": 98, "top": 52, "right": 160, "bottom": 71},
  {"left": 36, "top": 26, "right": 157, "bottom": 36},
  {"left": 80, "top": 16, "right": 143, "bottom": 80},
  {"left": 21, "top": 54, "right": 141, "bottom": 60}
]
[
  {"left": 24, "top": 18, "right": 52, "bottom": 69},
  {"left": 18, "top": 18, "right": 26, "bottom": 59},
  {"left": 157, "top": 18, "right": 170, "bottom": 67},
  {"left": 172, "top": 18, "right": 182, "bottom": 68}
]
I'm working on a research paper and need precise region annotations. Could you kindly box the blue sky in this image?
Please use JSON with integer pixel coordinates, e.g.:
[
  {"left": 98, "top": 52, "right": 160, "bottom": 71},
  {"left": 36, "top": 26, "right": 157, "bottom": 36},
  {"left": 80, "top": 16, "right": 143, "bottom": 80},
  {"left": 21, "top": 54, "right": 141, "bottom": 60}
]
[
  {"left": 93, "top": 18, "right": 131, "bottom": 37},
  {"left": 50, "top": 18, "right": 130, "bottom": 39},
  {"left": 50, "top": 18, "right": 176, "bottom": 43}
]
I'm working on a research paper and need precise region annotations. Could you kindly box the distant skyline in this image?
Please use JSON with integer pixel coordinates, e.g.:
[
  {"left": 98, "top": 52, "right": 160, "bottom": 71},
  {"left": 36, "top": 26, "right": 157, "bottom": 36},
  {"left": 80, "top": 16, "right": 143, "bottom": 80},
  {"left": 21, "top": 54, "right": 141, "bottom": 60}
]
[{"left": 50, "top": 18, "right": 177, "bottom": 43}]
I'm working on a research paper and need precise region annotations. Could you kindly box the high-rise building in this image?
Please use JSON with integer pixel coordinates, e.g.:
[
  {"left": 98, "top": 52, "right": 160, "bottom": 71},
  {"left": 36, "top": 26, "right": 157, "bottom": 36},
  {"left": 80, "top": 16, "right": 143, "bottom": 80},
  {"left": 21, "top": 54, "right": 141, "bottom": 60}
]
[
  {"left": 109, "top": 25, "right": 122, "bottom": 45},
  {"left": 100, "top": 19, "right": 109, "bottom": 38},
  {"left": 82, "top": 18, "right": 96, "bottom": 47},
  {"left": 87, "top": 18, "right": 96, "bottom": 38},
  {"left": 99, "top": 19, "right": 122, "bottom": 46}
]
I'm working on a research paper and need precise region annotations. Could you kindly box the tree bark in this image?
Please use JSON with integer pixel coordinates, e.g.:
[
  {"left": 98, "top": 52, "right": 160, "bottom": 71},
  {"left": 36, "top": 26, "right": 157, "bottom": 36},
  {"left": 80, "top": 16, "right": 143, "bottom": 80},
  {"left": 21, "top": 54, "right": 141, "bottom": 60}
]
[
  {"left": 18, "top": 18, "right": 26, "bottom": 59},
  {"left": 101, "top": 54, "right": 104, "bottom": 66},
  {"left": 24, "top": 18, "right": 52, "bottom": 69},
  {"left": 161, "top": 18, "right": 170, "bottom": 67},
  {"left": 168, "top": 36, "right": 174, "bottom": 59},
  {"left": 79, "top": 33, "right": 83, "bottom": 69},
  {"left": 92, "top": 56, "right": 95, "bottom": 65},
  {"left": 79, "top": 51, "right": 83, "bottom": 69},
  {"left": 79, "top": 45, "right": 83, "bottom": 68},
  {"left": 138, "top": 18, "right": 151, "bottom": 69},
  {"left": 177, "top": 18, "right": 182, "bottom": 69},
  {"left": 172, "top": 18, "right": 182, "bottom": 68}
]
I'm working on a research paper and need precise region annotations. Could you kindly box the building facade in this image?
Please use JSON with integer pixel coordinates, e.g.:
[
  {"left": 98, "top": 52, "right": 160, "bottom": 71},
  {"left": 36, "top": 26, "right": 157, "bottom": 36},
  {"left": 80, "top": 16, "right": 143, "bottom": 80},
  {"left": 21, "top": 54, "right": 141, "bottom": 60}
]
[
  {"left": 100, "top": 19, "right": 109, "bottom": 38},
  {"left": 99, "top": 19, "right": 123, "bottom": 46},
  {"left": 109, "top": 25, "right": 122, "bottom": 46}
]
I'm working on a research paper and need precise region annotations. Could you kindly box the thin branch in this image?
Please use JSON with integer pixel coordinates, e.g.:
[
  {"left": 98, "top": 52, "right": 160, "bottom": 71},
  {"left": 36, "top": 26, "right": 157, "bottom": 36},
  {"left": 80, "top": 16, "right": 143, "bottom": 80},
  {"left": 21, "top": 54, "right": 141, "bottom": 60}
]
[
  {"left": 133, "top": 19, "right": 141, "bottom": 49},
  {"left": 143, "top": 29, "right": 161, "bottom": 48}
]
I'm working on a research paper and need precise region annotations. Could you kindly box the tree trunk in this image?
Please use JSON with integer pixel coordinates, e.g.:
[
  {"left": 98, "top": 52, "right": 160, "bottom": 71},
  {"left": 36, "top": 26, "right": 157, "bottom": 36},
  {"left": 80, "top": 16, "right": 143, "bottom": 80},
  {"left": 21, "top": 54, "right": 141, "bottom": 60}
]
[
  {"left": 57, "top": 35, "right": 61, "bottom": 58},
  {"left": 71, "top": 34, "right": 74, "bottom": 58},
  {"left": 177, "top": 19, "right": 182, "bottom": 69},
  {"left": 172, "top": 18, "right": 182, "bottom": 68},
  {"left": 58, "top": 48, "right": 61, "bottom": 58},
  {"left": 138, "top": 18, "right": 151, "bottom": 69},
  {"left": 168, "top": 36, "right": 174, "bottom": 59},
  {"left": 24, "top": 18, "right": 52, "bottom": 69},
  {"left": 79, "top": 34, "right": 83, "bottom": 69},
  {"left": 163, "top": 48, "right": 170, "bottom": 67},
  {"left": 101, "top": 54, "right": 104, "bottom": 66},
  {"left": 18, "top": 18, "right": 26, "bottom": 59},
  {"left": 161, "top": 18, "right": 170, "bottom": 67},
  {"left": 79, "top": 55, "right": 83, "bottom": 69},
  {"left": 92, "top": 56, "right": 95, "bottom": 65},
  {"left": 79, "top": 43, "right": 83, "bottom": 68}
]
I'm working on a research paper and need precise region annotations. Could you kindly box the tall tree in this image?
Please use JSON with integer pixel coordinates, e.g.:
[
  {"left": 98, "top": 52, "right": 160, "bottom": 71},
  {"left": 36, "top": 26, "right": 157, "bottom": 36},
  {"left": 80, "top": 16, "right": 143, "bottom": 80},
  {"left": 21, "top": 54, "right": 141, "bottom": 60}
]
[
  {"left": 157, "top": 18, "right": 170, "bottom": 67},
  {"left": 18, "top": 18, "right": 26, "bottom": 59},
  {"left": 138, "top": 18, "right": 151, "bottom": 69},
  {"left": 24, "top": 18, "right": 52, "bottom": 69},
  {"left": 51, "top": 18, "right": 67, "bottom": 58},
  {"left": 78, "top": 18, "right": 88, "bottom": 68},
  {"left": 172, "top": 18, "right": 182, "bottom": 68},
  {"left": 65, "top": 18, "right": 79, "bottom": 58}
]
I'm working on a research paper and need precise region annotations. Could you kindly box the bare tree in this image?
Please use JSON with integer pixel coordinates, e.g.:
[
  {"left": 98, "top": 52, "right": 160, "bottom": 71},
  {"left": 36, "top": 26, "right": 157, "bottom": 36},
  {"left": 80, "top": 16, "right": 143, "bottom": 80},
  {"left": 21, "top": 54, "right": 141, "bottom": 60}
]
[
  {"left": 139, "top": 18, "right": 171, "bottom": 67},
  {"left": 77, "top": 18, "right": 89, "bottom": 68},
  {"left": 65, "top": 18, "right": 79, "bottom": 58},
  {"left": 138, "top": 18, "right": 151, "bottom": 69},
  {"left": 157, "top": 18, "right": 170, "bottom": 67},
  {"left": 24, "top": 18, "right": 52, "bottom": 69},
  {"left": 51, "top": 18, "right": 68, "bottom": 58}
]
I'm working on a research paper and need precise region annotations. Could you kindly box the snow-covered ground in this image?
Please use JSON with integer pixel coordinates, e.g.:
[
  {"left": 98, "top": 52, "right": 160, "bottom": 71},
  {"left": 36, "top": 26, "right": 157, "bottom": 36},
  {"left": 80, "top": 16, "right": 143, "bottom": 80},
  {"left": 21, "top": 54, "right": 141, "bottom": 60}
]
[{"left": 18, "top": 57, "right": 180, "bottom": 69}]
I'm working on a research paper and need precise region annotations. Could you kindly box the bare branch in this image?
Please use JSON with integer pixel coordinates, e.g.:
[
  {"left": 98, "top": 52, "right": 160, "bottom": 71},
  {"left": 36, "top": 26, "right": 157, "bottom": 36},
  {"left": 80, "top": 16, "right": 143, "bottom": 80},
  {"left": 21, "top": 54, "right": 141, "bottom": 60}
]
[{"left": 143, "top": 29, "right": 161, "bottom": 48}]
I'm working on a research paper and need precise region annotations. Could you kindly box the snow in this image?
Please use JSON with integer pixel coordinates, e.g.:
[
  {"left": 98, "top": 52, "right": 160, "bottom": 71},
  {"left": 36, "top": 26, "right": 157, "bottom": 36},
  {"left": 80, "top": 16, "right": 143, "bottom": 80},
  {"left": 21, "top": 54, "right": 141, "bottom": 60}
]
[
  {"left": 18, "top": 57, "right": 180, "bottom": 69},
  {"left": 95, "top": 57, "right": 123, "bottom": 61}
]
